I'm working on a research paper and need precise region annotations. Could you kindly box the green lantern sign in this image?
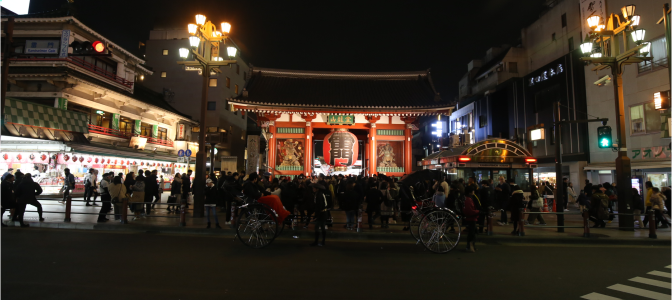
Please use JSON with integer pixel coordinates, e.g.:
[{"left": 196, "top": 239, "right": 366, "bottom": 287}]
[
  {"left": 133, "top": 120, "right": 142, "bottom": 135},
  {"left": 327, "top": 115, "right": 355, "bottom": 125}
]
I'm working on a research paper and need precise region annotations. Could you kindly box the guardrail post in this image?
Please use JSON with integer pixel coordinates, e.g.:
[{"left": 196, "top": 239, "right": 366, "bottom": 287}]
[
  {"left": 582, "top": 209, "right": 590, "bottom": 238},
  {"left": 518, "top": 208, "right": 525, "bottom": 236},
  {"left": 180, "top": 197, "right": 186, "bottom": 227},
  {"left": 64, "top": 196, "right": 72, "bottom": 222},
  {"left": 487, "top": 209, "right": 493, "bottom": 236},
  {"left": 121, "top": 197, "right": 128, "bottom": 224},
  {"left": 648, "top": 209, "right": 657, "bottom": 239}
]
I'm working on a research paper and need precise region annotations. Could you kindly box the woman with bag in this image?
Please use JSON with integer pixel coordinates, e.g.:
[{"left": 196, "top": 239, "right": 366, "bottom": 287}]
[
  {"left": 129, "top": 173, "right": 146, "bottom": 221},
  {"left": 379, "top": 182, "right": 394, "bottom": 229},
  {"left": 651, "top": 188, "right": 671, "bottom": 228},
  {"left": 526, "top": 185, "right": 546, "bottom": 225},
  {"left": 167, "top": 173, "right": 182, "bottom": 213},
  {"left": 109, "top": 176, "right": 127, "bottom": 221},
  {"left": 566, "top": 182, "right": 577, "bottom": 211}
]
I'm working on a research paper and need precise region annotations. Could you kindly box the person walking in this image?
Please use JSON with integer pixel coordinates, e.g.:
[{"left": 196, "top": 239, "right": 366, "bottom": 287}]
[
  {"left": 508, "top": 182, "right": 525, "bottom": 235},
  {"left": 310, "top": 182, "right": 328, "bottom": 247},
  {"left": 364, "top": 178, "right": 383, "bottom": 229},
  {"left": 494, "top": 176, "right": 510, "bottom": 225},
  {"left": 643, "top": 181, "right": 654, "bottom": 227},
  {"left": 584, "top": 179, "right": 593, "bottom": 199},
  {"left": 632, "top": 188, "right": 644, "bottom": 228},
  {"left": 379, "top": 181, "right": 395, "bottom": 228},
  {"left": 662, "top": 186, "right": 671, "bottom": 217},
  {"left": 463, "top": 186, "right": 480, "bottom": 253},
  {"left": 97, "top": 172, "right": 112, "bottom": 222},
  {"left": 566, "top": 182, "right": 577, "bottom": 211},
  {"left": 589, "top": 186, "right": 609, "bottom": 228},
  {"left": 84, "top": 169, "right": 95, "bottom": 206},
  {"left": 168, "top": 173, "right": 182, "bottom": 213},
  {"left": 129, "top": 173, "right": 146, "bottom": 221},
  {"left": 1, "top": 174, "right": 16, "bottom": 226},
  {"left": 650, "top": 188, "right": 670, "bottom": 228},
  {"left": 149, "top": 170, "right": 162, "bottom": 211},
  {"left": 60, "top": 168, "right": 75, "bottom": 204},
  {"left": 527, "top": 184, "right": 546, "bottom": 225},
  {"left": 204, "top": 179, "right": 221, "bottom": 229},
  {"left": 477, "top": 180, "right": 493, "bottom": 233},
  {"left": 182, "top": 170, "right": 192, "bottom": 209},
  {"left": 144, "top": 170, "right": 156, "bottom": 215},
  {"left": 109, "top": 175, "right": 127, "bottom": 221},
  {"left": 13, "top": 174, "right": 43, "bottom": 227}
]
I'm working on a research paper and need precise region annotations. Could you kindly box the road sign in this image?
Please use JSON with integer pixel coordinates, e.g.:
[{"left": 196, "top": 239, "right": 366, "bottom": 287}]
[
  {"left": 185, "top": 149, "right": 192, "bottom": 157},
  {"left": 177, "top": 150, "right": 185, "bottom": 157}
]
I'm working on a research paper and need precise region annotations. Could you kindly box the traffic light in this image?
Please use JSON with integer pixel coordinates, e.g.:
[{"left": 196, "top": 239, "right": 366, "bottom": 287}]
[
  {"left": 69, "top": 40, "right": 110, "bottom": 56},
  {"left": 597, "top": 126, "right": 612, "bottom": 148}
]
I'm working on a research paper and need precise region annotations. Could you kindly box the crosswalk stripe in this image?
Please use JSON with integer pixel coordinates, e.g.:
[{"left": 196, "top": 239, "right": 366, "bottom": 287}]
[
  {"left": 629, "top": 277, "right": 672, "bottom": 289},
  {"left": 648, "top": 271, "right": 672, "bottom": 279},
  {"left": 608, "top": 284, "right": 671, "bottom": 300},
  {"left": 580, "top": 292, "right": 622, "bottom": 300}
]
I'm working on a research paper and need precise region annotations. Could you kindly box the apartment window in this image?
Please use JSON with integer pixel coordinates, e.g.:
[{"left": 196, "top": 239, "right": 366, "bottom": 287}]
[
  {"left": 162, "top": 49, "right": 168, "bottom": 55},
  {"left": 561, "top": 13, "right": 567, "bottom": 28},
  {"left": 479, "top": 115, "right": 487, "bottom": 128},
  {"left": 568, "top": 37, "right": 574, "bottom": 51},
  {"left": 236, "top": 64, "right": 240, "bottom": 74},
  {"left": 226, "top": 77, "right": 231, "bottom": 88},
  {"left": 161, "top": 72, "right": 167, "bottom": 78},
  {"left": 508, "top": 62, "right": 518, "bottom": 73},
  {"left": 551, "top": 33, "right": 556, "bottom": 41},
  {"left": 207, "top": 101, "right": 216, "bottom": 111},
  {"left": 638, "top": 36, "right": 668, "bottom": 73},
  {"left": 235, "top": 84, "right": 239, "bottom": 94},
  {"left": 209, "top": 78, "right": 217, "bottom": 87},
  {"left": 630, "top": 102, "right": 662, "bottom": 134}
]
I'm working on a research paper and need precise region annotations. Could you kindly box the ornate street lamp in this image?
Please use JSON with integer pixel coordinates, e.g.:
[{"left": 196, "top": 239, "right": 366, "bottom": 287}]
[
  {"left": 579, "top": 6, "right": 653, "bottom": 230},
  {"left": 176, "top": 14, "right": 237, "bottom": 218}
]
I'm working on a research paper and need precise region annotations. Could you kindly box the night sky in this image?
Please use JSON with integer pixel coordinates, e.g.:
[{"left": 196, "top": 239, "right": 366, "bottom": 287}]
[{"left": 27, "top": 0, "right": 548, "bottom": 102}]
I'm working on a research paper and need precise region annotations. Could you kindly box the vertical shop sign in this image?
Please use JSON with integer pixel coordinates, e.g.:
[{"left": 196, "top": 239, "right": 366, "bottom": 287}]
[
  {"left": 246, "top": 135, "right": 260, "bottom": 175},
  {"left": 133, "top": 120, "right": 142, "bottom": 135},
  {"left": 111, "top": 113, "right": 120, "bottom": 130},
  {"left": 59, "top": 30, "right": 70, "bottom": 58},
  {"left": 54, "top": 97, "right": 68, "bottom": 110},
  {"left": 151, "top": 124, "right": 159, "bottom": 138},
  {"left": 177, "top": 124, "right": 186, "bottom": 140}
]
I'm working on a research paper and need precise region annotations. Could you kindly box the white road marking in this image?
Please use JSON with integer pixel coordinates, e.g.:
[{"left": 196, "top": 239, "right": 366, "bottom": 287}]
[
  {"left": 629, "top": 277, "right": 671, "bottom": 289},
  {"left": 648, "top": 271, "right": 672, "bottom": 279},
  {"left": 607, "top": 284, "right": 670, "bottom": 300},
  {"left": 580, "top": 292, "right": 622, "bottom": 300}
]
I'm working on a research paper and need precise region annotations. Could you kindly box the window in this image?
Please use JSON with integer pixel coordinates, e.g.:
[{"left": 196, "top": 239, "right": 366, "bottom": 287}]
[
  {"left": 551, "top": 33, "right": 556, "bottom": 41},
  {"left": 235, "top": 84, "right": 239, "bottom": 94},
  {"left": 638, "top": 36, "right": 668, "bottom": 73},
  {"left": 479, "top": 115, "right": 487, "bottom": 128},
  {"left": 161, "top": 72, "right": 167, "bottom": 78},
  {"left": 158, "top": 127, "right": 168, "bottom": 140},
  {"left": 508, "top": 62, "right": 518, "bottom": 73},
  {"left": 208, "top": 127, "right": 219, "bottom": 133},
  {"left": 226, "top": 77, "right": 231, "bottom": 88},
  {"left": 207, "top": 101, "right": 216, "bottom": 110},
  {"left": 236, "top": 64, "right": 240, "bottom": 74},
  {"left": 561, "top": 13, "right": 567, "bottom": 28},
  {"left": 630, "top": 102, "right": 662, "bottom": 134},
  {"left": 568, "top": 37, "right": 574, "bottom": 51},
  {"left": 209, "top": 78, "right": 217, "bottom": 87},
  {"left": 162, "top": 49, "right": 168, "bottom": 55}
]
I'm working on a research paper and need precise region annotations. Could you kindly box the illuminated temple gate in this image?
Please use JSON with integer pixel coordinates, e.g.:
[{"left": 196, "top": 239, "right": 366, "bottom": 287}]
[{"left": 229, "top": 68, "right": 454, "bottom": 177}]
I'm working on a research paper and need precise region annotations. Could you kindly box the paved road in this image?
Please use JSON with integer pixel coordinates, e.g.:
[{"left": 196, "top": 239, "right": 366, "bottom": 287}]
[{"left": 2, "top": 228, "right": 670, "bottom": 300}]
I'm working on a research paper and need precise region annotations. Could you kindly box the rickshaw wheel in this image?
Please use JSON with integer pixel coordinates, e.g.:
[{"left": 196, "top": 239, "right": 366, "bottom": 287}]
[
  {"left": 419, "top": 210, "right": 461, "bottom": 254},
  {"left": 236, "top": 204, "right": 279, "bottom": 248}
]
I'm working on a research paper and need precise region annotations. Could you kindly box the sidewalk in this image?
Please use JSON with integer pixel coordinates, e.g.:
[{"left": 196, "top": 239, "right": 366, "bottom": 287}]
[{"left": 5, "top": 194, "right": 671, "bottom": 246}]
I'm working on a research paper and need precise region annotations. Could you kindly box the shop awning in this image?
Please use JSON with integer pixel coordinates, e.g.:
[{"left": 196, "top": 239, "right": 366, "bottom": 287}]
[
  {"left": 4, "top": 98, "right": 89, "bottom": 133},
  {"left": 584, "top": 159, "right": 671, "bottom": 171},
  {"left": 65, "top": 143, "right": 178, "bottom": 163}
]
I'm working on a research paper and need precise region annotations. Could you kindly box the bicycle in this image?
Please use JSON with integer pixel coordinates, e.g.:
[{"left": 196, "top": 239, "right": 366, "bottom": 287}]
[{"left": 234, "top": 194, "right": 296, "bottom": 248}]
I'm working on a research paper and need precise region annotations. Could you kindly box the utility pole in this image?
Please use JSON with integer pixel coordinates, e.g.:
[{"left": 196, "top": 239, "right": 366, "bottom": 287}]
[
  {"left": 1, "top": 17, "right": 15, "bottom": 125},
  {"left": 553, "top": 101, "right": 564, "bottom": 232}
]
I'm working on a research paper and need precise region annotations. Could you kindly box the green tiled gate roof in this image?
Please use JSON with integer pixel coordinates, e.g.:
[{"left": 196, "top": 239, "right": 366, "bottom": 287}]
[{"left": 4, "top": 98, "right": 89, "bottom": 133}]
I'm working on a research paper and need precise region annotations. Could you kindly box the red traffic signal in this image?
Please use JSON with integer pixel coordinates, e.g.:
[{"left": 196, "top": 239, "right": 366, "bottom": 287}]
[
  {"left": 69, "top": 40, "right": 110, "bottom": 56},
  {"left": 92, "top": 41, "right": 105, "bottom": 53}
]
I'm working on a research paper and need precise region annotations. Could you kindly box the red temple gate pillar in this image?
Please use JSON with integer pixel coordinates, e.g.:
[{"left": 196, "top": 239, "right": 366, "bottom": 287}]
[
  {"left": 366, "top": 116, "right": 380, "bottom": 176},
  {"left": 402, "top": 117, "right": 416, "bottom": 175},
  {"left": 266, "top": 113, "right": 280, "bottom": 176},
  {"left": 301, "top": 114, "right": 316, "bottom": 177}
]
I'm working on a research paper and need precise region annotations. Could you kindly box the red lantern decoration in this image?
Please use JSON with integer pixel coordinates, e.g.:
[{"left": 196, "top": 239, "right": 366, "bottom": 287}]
[
  {"left": 114, "top": 159, "right": 118, "bottom": 165},
  {"left": 72, "top": 155, "right": 77, "bottom": 162},
  {"left": 79, "top": 156, "right": 84, "bottom": 162},
  {"left": 87, "top": 157, "right": 92, "bottom": 163},
  {"left": 322, "top": 129, "right": 359, "bottom": 167},
  {"left": 3, "top": 154, "right": 8, "bottom": 160},
  {"left": 41, "top": 154, "right": 48, "bottom": 161},
  {"left": 95, "top": 158, "right": 99, "bottom": 163},
  {"left": 63, "top": 154, "right": 69, "bottom": 162},
  {"left": 16, "top": 154, "right": 22, "bottom": 161},
  {"left": 141, "top": 162, "right": 144, "bottom": 166},
  {"left": 107, "top": 159, "right": 111, "bottom": 164},
  {"left": 29, "top": 154, "right": 35, "bottom": 160}
]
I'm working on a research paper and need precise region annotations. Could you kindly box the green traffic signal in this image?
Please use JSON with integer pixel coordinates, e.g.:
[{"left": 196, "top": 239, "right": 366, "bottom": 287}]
[{"left": 597, "top": 126, "right": 612, "bottom": 149}]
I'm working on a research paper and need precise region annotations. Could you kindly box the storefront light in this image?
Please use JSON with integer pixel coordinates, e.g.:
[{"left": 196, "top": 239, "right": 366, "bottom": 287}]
[{"left": 95, "top": 110, "right": 104, "bottom": 115}]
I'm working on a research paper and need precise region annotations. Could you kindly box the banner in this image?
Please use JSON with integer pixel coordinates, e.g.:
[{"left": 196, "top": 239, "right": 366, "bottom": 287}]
[
  {"left": 111, "top": 113, "right": 120, "bottom": 130},
  {"left": 177, "top": 124, "right": 186, "bottom": 140},
  {"left": 133, "top": 120, "right": 141, "bottom": 135},
  {"left": 59, "top": 30, "right": 70, "bottom": 58},
  {"left": 579, "top": 0, "right": 606, "bottom": 41},
  {"left": 246, "top": 135, "right": 260, "bottom": 175},
  {"left": 152, "top": 124, "right": 159, "bottom": 138},
  {"left": 54, "top": 97, "right": 68, "bottom": 110}
]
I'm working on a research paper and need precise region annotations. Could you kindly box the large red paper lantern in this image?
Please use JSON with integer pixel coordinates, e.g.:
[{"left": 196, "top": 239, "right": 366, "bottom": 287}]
[{"left": 323, "top": 129, "right": 358, "bottom": 167}]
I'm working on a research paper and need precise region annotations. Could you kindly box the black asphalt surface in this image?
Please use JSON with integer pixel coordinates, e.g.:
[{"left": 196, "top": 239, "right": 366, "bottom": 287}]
[{"left": 2, "top": 228, "right": 670, "bottom": 300}]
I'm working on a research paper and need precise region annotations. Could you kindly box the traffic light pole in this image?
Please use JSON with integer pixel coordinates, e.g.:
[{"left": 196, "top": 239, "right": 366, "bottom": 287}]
[
  {"left": 1, "top": 17, "right": 14, "bottom": 128},
  {"left": 611, "top": 69, "right": 633, "bottom": 231}
]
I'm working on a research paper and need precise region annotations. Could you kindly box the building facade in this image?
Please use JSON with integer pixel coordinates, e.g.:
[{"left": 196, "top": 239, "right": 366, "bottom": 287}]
[
  {"left": 1, "top": 15, "right": 197, "bottom": 195},
  {"left": 143, "top": 29, "right": 250, "bottom": 173}
]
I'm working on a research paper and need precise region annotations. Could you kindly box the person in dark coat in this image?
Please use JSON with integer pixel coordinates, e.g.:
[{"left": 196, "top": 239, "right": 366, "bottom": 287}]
[
  {"left": 143, "top": 170, "right": 157, "bottom": 215},
  {"left": 341, "top": 181, "right": 360, "bottom": 229},
  {"left": 242, "top": 172, "right": 268, "bottom": 201},
  {"left": 1, "top": 174, "right": 16, "bottom": 226},
  {"left": 150, "top": 170, "right": 162, "bottom": 210},
  {"left": 584, "top": 180, "right": 593, "bottom": 199},
  {"left": 399, "top": 184, "right": 415, "bottom": 231},
  {"left": 13, "top": 174, "right": 43, "bottom": 227},
  {"left": 182, "top": 170, "right": 192, "bottom": 208},
  {"left": 124, "top": 172, "right": 136, "bottom": 194},
  {"left": 508, "top": 183, "right": 525, "bottom": 235},
  {"left": 589, "top": 186, "right": 608, "bottom": 228},
  {"left": 663, "top": 187, "right": 671, "bottom": 217},
  {"left": 310, "top": 183, "right": 328, "bottom": 247},
  {"left": 364, "top": 178, "right": 383, "bottom": 229},
  {"left": 494, "top": 176, "right": 510, "bottom": 225},
  {"left": 464, "top": 186, "right": 480, "bottom": 252},
  {"left": 204, "top": 178, "right": 221, "bottom": 229},
  {"left": 477, "top": 180, "right": 492, "bottom": 233},
  {"left": 300, "top": 179, "right": 315, "bottom": 228}
]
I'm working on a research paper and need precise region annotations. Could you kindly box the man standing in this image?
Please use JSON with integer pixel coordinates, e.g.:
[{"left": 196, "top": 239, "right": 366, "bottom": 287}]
[
  {"left": 84, "top": 169, "right": 95, "bottom": 206},
  {"left": 477, "top": 180, "right": 492, "bottom": 233},
  {"left": 60, "top": 168, "right": 75, "bottom": 204},
  {"left": 150, "top": 170, "right": 162, "bottom": 210},
  {"left": 183, "top": 170, "right": 192, "bottom": 208},
  {"left": 1, "top": 174, "right": 16, "bottom": 227},
  {"left": 97, "top": 173, "right": 112, "bottom": 222},
  {"left": 1, "top": 168, "right": 14, "bottom": 181},
  {"left": 494, "top": 176, "right": 510, "bottom": 226},
  {"left": 14, "top": 173, "right": 44, "bottom": 227}
]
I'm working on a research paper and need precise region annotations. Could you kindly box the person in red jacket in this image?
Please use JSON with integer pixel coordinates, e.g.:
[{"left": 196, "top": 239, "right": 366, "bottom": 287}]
[{"left": 464, "top": 186, "right": 481, "bottom": 253}]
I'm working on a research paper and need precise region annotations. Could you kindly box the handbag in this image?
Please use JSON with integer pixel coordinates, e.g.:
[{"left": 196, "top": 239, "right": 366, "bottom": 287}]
[{"left": 111, "top": 185, "right": 127, "bottom": 204}]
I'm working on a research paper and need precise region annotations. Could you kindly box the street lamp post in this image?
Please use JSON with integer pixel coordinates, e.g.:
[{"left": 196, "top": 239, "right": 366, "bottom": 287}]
[
  {"left": 177, "top": 15, "right": 237, "bottom": 217},
  {"left": 579, "top": 6, "right": 651, "bottom": 230}
]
